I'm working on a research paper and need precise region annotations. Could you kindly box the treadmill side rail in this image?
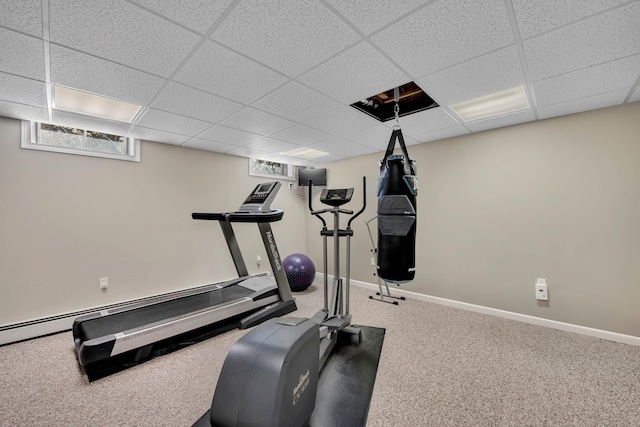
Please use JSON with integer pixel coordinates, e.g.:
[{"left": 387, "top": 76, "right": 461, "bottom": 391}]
[{"left": 107, "top": 295, "right": 280, "bottom": 357}]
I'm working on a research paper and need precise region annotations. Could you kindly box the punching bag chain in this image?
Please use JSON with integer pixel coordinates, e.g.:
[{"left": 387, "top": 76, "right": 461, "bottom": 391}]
[{"left": 393, "top": 87, "right": 400, "bottom": 130}]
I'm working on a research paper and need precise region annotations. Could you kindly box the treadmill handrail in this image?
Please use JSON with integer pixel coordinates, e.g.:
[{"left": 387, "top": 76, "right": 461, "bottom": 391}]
[{"left": 192, "top": 209, "right": 284, "bottom": 223}]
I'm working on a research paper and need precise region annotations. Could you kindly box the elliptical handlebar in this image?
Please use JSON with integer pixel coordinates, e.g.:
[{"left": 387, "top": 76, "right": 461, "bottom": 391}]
[
  {"left": 307, "top": 179, "right": 327, "bottom": 228},
  {"left": 347, "top": 176, "right": 366, "bottom": 229}
]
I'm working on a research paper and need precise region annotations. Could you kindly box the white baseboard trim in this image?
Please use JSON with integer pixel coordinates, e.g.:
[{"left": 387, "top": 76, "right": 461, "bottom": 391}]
[
  {"left": 329, "top": 275, "right": 640, "bottom": 347},
  {"left": 4, "top": 276, "right": 638, "bottom": 348}
]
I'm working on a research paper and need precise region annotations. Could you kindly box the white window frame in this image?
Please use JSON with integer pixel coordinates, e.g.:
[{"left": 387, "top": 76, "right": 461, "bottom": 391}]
[
  {"left": 21, "top": 120, "right": 140, "bottom": 162},
  {"left": 248, "top": 158, "right": 297, "bottom": 181}
]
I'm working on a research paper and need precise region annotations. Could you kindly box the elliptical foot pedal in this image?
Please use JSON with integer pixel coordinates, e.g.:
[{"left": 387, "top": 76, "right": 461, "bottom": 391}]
[{"left": 322, "top": 314, "right": 351, "bottom": 331}]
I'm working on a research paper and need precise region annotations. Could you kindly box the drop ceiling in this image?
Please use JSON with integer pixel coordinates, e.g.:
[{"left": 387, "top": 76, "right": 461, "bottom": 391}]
[{"left": 0, "top": 0, "right": 638, "bottom": 166}]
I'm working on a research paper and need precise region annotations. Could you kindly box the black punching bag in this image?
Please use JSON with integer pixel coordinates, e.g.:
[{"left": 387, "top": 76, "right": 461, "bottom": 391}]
[{"left": 377, "top": 129, "right": 417, "bottom": 283}]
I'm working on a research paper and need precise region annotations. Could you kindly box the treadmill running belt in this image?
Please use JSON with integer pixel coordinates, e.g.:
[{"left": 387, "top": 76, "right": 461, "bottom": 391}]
[{"left": 77, "top": 285, "right": 254, "bottom": 340}]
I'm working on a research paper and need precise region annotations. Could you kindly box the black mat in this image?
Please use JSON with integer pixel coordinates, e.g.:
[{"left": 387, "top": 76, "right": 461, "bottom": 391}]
[{"left": 193, "top": 325, "right": 385, "bottom": 427}]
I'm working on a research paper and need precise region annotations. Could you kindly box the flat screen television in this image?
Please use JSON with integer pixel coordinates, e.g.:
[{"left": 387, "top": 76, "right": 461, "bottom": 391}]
[{"left": 298, "top": 168, "right": 327, "bottom": 186}]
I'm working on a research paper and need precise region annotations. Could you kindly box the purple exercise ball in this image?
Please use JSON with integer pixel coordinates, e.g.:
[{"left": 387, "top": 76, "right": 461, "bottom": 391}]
[{"left": 283, "top": 253, "right": 316, "bottom": 291}]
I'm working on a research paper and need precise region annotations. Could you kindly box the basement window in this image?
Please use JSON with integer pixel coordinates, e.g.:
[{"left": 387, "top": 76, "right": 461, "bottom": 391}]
[
  {"left": 249, "top": 158, "right": 295, "bottom": 181},
  {"left": 21, "top": 121, "right": 140, "bottom": 162},
  {"left": 350, "top": 81, "right": 439, "bottom": 122}
]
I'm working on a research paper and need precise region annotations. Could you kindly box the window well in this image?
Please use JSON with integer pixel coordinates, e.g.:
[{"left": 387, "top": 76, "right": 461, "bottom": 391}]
[
  {"left": 350, "top": 81, "right": 439, "bottom": 122},
  {"left": 21, "top": 121, "right": 140, "bottom": 162}
]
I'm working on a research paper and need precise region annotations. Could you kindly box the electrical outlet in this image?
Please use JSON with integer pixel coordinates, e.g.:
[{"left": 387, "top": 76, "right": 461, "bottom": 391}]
[
  {"left": 257, "top": 255, "right": 262, "bottom": 266},
  {"left": 100, "top": 277, "right": 108, "bottom": 290},
  {"left": 370, "top": 257, "right": 376, "bottom": 266},
  {"left": 535, "top": 278, "right": 548, "bottom": 301}
]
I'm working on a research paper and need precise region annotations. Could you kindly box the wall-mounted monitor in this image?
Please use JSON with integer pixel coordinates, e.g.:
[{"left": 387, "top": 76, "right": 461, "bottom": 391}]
[{"left": 297, "top": 168, "right": 327, "bottom": 186}]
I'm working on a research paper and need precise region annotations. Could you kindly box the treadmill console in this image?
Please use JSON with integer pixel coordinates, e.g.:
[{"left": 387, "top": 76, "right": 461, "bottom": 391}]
[
  {"left": 238, "top": 182, "right": 281, "bottom": 213},
  {"left": 320, "top": 188, "right": 354, "bottom": 207}
]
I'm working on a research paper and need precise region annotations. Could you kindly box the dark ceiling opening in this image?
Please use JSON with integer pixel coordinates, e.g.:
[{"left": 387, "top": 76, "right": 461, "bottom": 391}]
[{"left": 350, "top": 81, "right": 439, "bottom": 122}]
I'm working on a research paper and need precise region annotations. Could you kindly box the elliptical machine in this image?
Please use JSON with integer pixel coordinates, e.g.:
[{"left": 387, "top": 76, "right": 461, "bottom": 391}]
[
  {"left": 202, "top": 178, "right": 366, "bottom": 427},
  {"left": 308, "top": 177, "right": 367, "bottom": 352}
]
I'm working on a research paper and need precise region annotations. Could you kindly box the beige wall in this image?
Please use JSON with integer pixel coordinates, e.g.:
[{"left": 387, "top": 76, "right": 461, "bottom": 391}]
[
  {"left": 2, "top": 103, "right": 639, "bottom": 338},
  {"left": 0, "top": 116, "right": 308, "bottom": 325},
  {"left": 308, "top": 103, "right": 640, "bottom": 337}
]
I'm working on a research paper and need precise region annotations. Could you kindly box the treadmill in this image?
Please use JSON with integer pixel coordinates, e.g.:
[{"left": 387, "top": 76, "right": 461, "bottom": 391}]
[{"left": 73, "top": 181, "right": 297, "bottom": 381}]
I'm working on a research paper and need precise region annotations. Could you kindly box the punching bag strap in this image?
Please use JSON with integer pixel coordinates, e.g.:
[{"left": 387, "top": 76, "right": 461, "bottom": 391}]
[
  {"left": 380, "top": 86, "right": 415, "bottom": 176},
  {"left": 382, "top": 128, "right": 415, "bottom": 176}
]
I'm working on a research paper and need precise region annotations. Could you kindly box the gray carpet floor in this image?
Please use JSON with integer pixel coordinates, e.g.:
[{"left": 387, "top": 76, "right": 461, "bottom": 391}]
[{"left": 1, "top": 281, "right": 639, "bottom": 426}]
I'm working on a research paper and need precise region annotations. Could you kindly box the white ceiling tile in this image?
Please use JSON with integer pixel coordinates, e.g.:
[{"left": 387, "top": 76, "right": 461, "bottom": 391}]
[
  {"left": 387, "top": 107, "right": 461, "bottom": 136},
  {"left": 538, "top": 89, "right": 630, "bottom": 120},
  {"left": 463, "top": 109, "right": 536, "bottom": 132},
  {"left": 533, "top": 55, "right": 640, "bottom": 107},
  {"left": 0, "top": 72, "right": 47, "bottom": 107},
  {"left": 342, "top": 124, "right": 396, "bottom": 149},
  {"left": 226, "top": 146, "right": 272, "bottom": 160},
  {"left": 325, "top": 0, "right": 429, "bottom": 35},
  {"left": 220, "top": 107, "right": 296, "bottom": 136},
  {"left": 523, "top": 2, "right": 640, "bottom": 81},
  {"left": 372, "top": 0, "right": 514, "bottom": 77},
  {"left": 312, "top": 137, "right": 376, "bottom": 157},
  {"left": 182, "top": 138, "right": 236, "bottom": 153},
  {"left": 0, "top": 28, "right": 44, "bottom": 80},
  {"left": 133, "top": 0, "right": 236, "bottom": 34},
  {"left": 417, "top": 45, "right": 526, "bottom": 105},
  {"left": 136, "top": 108, "right": 213, "bottom": 136},
  {"left": 128, "top": 126, "right": 191, "bottom": 145},
  {"left": 175, "top": 40, "right": 288, "bottom": 105},
  {"left": 245, "top": 138, "right": 300, "bottom": 154},
  {"left": 312, "top": 153, "right": 347, "bottom": 163},
  {"left": 198, "top": 125, "right": 262, "bottom": 146},
  {"left": 270, "top": 125, "right": 333, "bottom": 146},
  {"left": 1, "top": 1, "right": 635, "bottom": 165},
  {"left": 50, "top": 45, "right": 166, "bottom": 105},
  {"left": 297, "top": 41, "right": 409, "bottom": 105},
  {"left": 0, "top": 0, "right": 42, "bottom": 36},
  {"left": 512, "top": 0, "right": 630, "bottom": 39},
  {"left": 152, "top": 82, "right": 243, "bottom": 123},
  {"left": 0, "top": 100, "right": 48, "bottom": 122},
  {"left": 212, "top": 0, "right": 360, "bottom": 76},
  {"left": 49, "top": 0, "right": 200, "bottom": 77},
  {"left": 412, "top": 126, "right": 471, "bottom": 143},
  {"left": 251, "top": 81, "right": 341, "bottom": 123},
  {"left": 51, "top": 110, "right": 132, "bottom": 135},
  {"left": 304, "top": 106, "right": 379, "bottom": 136}
]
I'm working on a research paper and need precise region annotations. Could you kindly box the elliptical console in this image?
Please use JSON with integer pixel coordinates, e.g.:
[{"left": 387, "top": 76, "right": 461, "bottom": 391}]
[{"left": 319, "top": 188, "right": 353, "bottom": 207}]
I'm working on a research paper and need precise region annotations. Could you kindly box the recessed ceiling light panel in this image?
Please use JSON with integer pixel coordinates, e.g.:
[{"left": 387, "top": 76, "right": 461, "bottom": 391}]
[
  {"left": 53, "top": 86, "right": 142, "bottom": 123},
  {"left": 449, "top": 86, "right": 530, "bottom": 122},
  {"left": 281, "top": 147, "right": 328, "bottom": 159}
]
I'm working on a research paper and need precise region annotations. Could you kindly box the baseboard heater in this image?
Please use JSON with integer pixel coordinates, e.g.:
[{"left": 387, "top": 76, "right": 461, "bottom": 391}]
[{"left": 0, "top": 279, "right": 256, "bottom": 346}]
